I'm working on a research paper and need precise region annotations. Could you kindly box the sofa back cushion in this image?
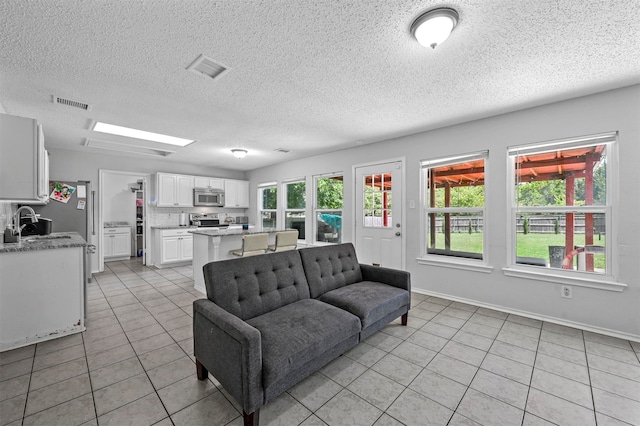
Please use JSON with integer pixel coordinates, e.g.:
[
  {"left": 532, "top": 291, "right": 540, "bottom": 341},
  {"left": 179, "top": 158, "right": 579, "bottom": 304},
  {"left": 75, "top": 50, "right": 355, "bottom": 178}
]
[
  {"left": 203, "top": 250, "right": 310, "bottom": 320},
  {"left": 299, "top": 243, "right": 363, "bottom": 299}
]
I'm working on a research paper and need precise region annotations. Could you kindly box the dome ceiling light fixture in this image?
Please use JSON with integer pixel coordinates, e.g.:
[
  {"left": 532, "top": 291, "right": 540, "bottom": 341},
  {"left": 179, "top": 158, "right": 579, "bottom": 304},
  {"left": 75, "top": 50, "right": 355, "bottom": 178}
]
[
  {"left": 411, "top": 7, "right": 459, "bottom": 49},
  {"left": 231, "top": 148, "right": 248, "bottom": 159}
]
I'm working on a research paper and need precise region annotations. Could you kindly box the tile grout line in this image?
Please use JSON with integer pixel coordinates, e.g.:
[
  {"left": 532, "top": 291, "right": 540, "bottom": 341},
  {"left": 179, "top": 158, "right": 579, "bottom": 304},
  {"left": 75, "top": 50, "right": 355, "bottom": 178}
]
[{"left": 99, "top": 259, "right": 241, "bottom": 425}]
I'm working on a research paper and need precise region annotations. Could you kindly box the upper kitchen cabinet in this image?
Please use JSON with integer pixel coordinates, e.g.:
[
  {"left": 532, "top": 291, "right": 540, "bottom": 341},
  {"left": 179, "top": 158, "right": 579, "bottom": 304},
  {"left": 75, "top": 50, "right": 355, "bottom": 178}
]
[
  {"left": 194, "top": 176, "right": 224, "bottom": 190},
  {"left": 0, "top": 113, "right": 49, "bottom": 203},
  {"left": 224, "top": 179, "right": 250, "bottom": 208},
  {"left": 156, "top": 173, "right": 194, "bottom": 207}
]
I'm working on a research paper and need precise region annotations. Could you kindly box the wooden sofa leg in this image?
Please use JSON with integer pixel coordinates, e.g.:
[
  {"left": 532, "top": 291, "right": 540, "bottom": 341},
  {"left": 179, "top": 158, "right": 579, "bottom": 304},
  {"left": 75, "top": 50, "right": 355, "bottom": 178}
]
[
  {"left": 401, "top": 313, "right": 408, "bottom": 326},
  {"left": 243, "top": 409, "right": 259, "bottom": 426},
  {"left": 196, "top": 359, "right": 208, "bottom": 380}
]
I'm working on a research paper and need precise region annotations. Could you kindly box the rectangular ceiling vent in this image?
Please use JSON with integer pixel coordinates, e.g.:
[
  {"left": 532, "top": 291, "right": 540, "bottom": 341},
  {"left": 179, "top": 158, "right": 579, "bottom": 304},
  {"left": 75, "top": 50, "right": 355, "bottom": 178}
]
[
  {"left": 53, "top": 95, "right": 91, "bottom": 111},
  {"left": 84, "top": 138, "right": 175, "bottom": 157},
  {"left": 274, "top": 148, "right": 290, "bottom": 154},
  {"left": 186, "top": 54, "right": 228, "bottom": 80}
]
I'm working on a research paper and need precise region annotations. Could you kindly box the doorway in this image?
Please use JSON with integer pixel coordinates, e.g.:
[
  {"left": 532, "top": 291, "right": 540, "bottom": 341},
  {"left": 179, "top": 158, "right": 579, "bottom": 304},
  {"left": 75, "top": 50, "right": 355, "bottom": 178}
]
[
  {"left": 354, "top": 160, "right": 404, "bottom": 269},
  {"left": 98, "top": 170, "right": 149, "bottom": 272}
]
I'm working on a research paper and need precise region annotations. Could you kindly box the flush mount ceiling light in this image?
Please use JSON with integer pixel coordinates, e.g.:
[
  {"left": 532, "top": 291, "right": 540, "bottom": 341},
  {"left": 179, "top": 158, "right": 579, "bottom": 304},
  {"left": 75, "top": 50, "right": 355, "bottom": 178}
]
[
  {"left": 231, "top": 149, "right": 248, "bottom": 159},
  {"left": 411, "top": 7, "right": 459, "bottom": 49},
  {"left": 91, "top": 121, "right": 195, "bottom": 147}
]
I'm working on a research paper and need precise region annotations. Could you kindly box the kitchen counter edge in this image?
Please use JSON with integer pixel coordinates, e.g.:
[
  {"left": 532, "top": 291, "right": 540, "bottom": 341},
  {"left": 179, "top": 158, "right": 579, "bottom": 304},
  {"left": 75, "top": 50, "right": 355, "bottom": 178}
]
[
  {"left": 0, "top": 232, "right": 87, "bottom": 253},
  {"left": 190, "top": 228, "right": 292, "bottom": 237}
]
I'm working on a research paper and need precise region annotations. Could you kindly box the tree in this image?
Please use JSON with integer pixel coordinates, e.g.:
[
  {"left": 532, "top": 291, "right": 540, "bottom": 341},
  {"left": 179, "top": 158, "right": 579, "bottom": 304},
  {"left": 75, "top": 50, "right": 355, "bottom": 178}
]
[
  {"left": 317, "top": 177, "right": 343, "bottom": 209},
  {"left": 517, "top": 180, "right": 565, "bottom": 206},
  {"left": 286, "top": 182, "right": 306, "bottom": 209}
]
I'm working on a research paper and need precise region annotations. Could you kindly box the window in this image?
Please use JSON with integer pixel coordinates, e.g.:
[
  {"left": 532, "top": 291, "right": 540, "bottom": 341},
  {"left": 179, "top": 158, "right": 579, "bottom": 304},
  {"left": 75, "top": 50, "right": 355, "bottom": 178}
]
[
  {"left": 363, "top": 173, "right": 393, "bottom": 228},
  {"left": 284, "top": 180, "right": 305, "bottom": 239},
  {"left": 422, "top": 152, "right": 487, "bottom": 261},
  {"left": 315, "top": 174, "right": 343, "bottom": 243},
  {"left": 509, "top": 133, "right": 615, "bottom": 276},
  {"left": 259, "top": 183, "right": 277, "bottom": 230}
]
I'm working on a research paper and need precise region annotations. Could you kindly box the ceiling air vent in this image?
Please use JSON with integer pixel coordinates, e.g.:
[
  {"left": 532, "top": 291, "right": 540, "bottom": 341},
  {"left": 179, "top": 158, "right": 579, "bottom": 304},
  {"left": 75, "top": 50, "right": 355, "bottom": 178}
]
[
  {"left": 186, "top": 54, "right": 228, "bottom": 80},
  {"left": 274, "top": 148, "right": 290, "bottom": 154},
  {"left": 52, "top": 95, "right": 91, "bottom": 111}
]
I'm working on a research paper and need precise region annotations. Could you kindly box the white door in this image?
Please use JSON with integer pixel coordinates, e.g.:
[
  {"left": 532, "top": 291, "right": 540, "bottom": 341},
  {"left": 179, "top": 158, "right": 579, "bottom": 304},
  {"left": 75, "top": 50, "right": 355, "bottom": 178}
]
[
  {"left": 158, "top": 174, "right": 177, "bottom": 206},
  {"left": 162, "top": 237, "right": 181, "bottom": 263},
  {"left": 112, "top": 232, "right": 130, "bottom": 257},
  {"left": 176, "top": 175, "right": 194, "bottom": 207},
  {"left": 355, "top": 161, "right": 403, "bottom": 269},
  {"left": 180, "top": 236, "right": 193, "bottom": 261}
]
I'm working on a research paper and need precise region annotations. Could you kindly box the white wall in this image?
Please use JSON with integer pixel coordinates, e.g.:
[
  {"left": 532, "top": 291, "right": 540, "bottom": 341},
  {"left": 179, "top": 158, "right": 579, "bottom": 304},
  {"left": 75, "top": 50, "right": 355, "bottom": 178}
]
[
  {"left": 102, "top": 174, "right": 138, "bottom": 225},
  {"left": 247, "top": 85, "right": 640, "bottom": 339}
]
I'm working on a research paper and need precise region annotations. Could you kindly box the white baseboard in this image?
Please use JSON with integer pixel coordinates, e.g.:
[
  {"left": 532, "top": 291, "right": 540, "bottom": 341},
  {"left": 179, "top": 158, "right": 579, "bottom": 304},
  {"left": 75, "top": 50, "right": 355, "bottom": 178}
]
[{"left": 412, "top": 288, "right": 640, "bottom": 343}]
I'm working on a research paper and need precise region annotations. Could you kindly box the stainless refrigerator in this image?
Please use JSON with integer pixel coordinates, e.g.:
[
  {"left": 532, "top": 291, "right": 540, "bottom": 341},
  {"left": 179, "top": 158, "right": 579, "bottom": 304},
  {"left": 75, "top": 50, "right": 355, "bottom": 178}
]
[{"left": 30, "top": 180, "right": 96, "bottom": 285}]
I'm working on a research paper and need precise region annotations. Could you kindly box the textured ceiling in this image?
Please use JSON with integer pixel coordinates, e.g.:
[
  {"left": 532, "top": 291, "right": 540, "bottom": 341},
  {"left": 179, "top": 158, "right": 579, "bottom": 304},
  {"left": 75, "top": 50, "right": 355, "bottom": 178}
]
[{"left": 1, "top": 0, "right": 639, "bottom": 171}]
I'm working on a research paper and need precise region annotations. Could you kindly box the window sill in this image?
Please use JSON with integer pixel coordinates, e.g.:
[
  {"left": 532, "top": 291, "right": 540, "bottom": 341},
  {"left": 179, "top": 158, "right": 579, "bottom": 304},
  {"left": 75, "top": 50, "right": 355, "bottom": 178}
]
[
  {"left": 417, "top": 256, "right": 493, "bottom": 274},
  {"left": 502, "top": 266, "right": 627, "bottom": 292}
]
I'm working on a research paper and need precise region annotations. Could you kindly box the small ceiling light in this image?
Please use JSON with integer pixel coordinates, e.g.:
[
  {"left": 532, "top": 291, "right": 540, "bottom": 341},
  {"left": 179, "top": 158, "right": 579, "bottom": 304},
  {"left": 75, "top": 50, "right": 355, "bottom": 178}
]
[
  {"left": 411, "top": 7, "right": 459, "bottom": 49},
  {"left": 231, "top": 149, "right": 248, "bottom": 159}
]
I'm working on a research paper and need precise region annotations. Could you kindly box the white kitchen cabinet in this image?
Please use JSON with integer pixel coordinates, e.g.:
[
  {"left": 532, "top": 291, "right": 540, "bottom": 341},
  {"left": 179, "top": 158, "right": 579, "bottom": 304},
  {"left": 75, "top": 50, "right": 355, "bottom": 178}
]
[
  {"left": 0, "top": 244, "right": 85, "bottom": 351},
  {"left": 0, "top": 113, "right": 49, "bottom": 203},
  {"left": 156, "top": 173, "right": 194, "bottom": 207},
  {"left": 224, "top": 179, "right": 250, "bottom": 208},
  {"left": 156, "top": 228, "right": 193, "bottom": 267},
  {"left": 104, "top": 227, "right": 131, "bottom": 261},
  {"left": 194, "top": 176, "right": 224, "bottom": 189}
]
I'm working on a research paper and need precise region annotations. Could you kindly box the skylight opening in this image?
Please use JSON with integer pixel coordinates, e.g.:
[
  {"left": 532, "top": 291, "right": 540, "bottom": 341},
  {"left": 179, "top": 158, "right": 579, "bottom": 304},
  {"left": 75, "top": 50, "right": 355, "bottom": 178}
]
[{"left": 91, "top": 121, "right": 195, "bottom": 147}]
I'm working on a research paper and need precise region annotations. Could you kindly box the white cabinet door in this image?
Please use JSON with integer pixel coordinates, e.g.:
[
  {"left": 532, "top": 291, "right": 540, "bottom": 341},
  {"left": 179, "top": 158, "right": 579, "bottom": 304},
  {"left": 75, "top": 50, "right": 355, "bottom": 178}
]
[
  {"left": 176, "top": 175, "right": 194, "bottom": 207},
  {"left": 157, "top": 174, "right": 194, "bottom": 207},
  {"left": 157, "top": 174, "right": 177, "bottom": 207},
  {"left": 0, "top": 114, "right": 48, "bottom": 203},
  {"left": 180, "top": 235, "right": 193, "bottom": 261},
  {"left": 194, "top": 177, "right": 224, "bottom": 189},
  {"left": 162, "top": 237, "right": 181, "bottom": 263},
  {"left": 224, "top": 179, "right": 250, "bottom": 208},
  {"left": 103, "top": 235, "right": 114, "bottom": 258},
  {"left": 112, "top": 233, "right": 131, "bottom": 257}
]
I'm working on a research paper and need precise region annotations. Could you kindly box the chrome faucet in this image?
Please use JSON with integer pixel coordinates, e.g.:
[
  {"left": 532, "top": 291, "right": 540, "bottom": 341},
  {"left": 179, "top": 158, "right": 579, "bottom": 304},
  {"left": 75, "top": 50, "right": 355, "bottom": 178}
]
[{"left": 13, "top": 206, "right": 39, "bottom": 241}]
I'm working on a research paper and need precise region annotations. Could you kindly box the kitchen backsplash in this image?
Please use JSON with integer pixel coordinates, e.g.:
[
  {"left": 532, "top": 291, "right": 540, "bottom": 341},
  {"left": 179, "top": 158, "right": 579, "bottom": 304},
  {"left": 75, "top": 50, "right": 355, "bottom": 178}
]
[
  {"left": 0, "top": 201, "right": 14, "bottom": 231},
  {"left": 146, "top": 205, "right": 247, "bottom": 227}
]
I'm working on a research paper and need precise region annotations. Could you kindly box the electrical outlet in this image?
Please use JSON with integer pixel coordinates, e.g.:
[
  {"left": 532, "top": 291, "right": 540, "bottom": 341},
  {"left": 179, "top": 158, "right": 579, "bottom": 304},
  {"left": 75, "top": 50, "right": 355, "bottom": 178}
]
[{"left": 561, "top": 285, "right": 573, "bottom": 299}]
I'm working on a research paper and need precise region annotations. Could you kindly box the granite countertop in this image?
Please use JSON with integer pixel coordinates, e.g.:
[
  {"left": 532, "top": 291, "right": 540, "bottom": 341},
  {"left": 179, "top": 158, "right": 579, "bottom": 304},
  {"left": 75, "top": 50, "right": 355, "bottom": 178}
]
[
  {"left": 151, "top": 225, "right": 198, "bottom": 229},
  {"left": 190, "top": 228, "right": 290, "bottom": 237},
  {"left": 104, "top": 222, "right": 130, "bottom": 228},
  {"left": 0, "top": 232, "right": 87, "bottom": 253}
]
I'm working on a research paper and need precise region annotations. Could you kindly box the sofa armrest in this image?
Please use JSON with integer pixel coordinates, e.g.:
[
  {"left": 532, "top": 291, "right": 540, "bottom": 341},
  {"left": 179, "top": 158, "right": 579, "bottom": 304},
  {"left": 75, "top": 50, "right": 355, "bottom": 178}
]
[
  {"left": 193, "top": 299, "right": 263, "bottom": 414},
  {"left": 360, "top": 264, "right": 411, "bottom": 301}
]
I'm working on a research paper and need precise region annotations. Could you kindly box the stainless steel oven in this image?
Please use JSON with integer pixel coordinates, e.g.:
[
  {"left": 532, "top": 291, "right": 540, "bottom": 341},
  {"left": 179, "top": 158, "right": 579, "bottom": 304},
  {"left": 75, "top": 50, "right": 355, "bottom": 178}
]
[{"left": 194, "top": 187, "right": 224, "bottom": 207}]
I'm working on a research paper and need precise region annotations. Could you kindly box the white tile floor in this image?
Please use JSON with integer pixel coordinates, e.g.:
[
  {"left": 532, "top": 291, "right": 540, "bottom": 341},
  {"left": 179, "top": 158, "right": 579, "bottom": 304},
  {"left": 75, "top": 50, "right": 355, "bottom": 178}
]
[{"left": 1, "top": 258, "right": 639, "bottom": 426}]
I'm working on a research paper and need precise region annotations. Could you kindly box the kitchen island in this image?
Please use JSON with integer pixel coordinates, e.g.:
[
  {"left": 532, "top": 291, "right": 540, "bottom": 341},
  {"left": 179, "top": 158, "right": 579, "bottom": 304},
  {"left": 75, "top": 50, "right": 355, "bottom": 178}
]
[
  {"left": 191, "top": 228, "right": 288, "bottom": 294},
  {"left": 0, "top": 232, "right": 86, "bottom": 352}
]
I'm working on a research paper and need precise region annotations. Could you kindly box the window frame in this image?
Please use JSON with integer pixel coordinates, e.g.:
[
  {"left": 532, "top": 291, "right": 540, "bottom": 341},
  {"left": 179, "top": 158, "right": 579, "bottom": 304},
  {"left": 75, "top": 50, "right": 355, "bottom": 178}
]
[
  {"left": 282, "top": 178, "right": 306, "bottom": 241},
  {"left": 257, "top": 182, "right": 277, "bottom": 231},
  {"left": 313, "top": 173, "right": 344, "bottom": 245},
  {"left": 418, "top": 151, "right": 492, "bottom": 273},
  {"left": 503, "top": 132, "right": 625, "bottom": 291}
]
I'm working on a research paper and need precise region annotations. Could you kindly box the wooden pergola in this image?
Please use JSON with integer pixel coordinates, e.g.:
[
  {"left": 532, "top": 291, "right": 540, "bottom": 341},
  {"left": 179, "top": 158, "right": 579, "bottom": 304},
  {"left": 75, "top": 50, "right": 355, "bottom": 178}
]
[{"left": 428, "top": 145, "right": 605, "bottom": 269}]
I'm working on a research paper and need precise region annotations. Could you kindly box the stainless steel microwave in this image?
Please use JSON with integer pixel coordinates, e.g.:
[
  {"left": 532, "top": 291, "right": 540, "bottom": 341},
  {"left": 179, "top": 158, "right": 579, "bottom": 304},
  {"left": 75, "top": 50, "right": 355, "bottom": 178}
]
[{"left": 194, "top": 187, "right": 224, "bottom": 207}]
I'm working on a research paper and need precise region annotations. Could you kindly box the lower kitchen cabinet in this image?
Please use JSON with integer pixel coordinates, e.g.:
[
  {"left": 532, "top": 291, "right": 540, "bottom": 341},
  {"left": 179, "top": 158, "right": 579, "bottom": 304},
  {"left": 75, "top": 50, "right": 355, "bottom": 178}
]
[
  {"left": 154, "top": 228, "right": 193, "bottom": 267},
  {"left": 104, "top": 227, "right": 131, "bottom": 261}
]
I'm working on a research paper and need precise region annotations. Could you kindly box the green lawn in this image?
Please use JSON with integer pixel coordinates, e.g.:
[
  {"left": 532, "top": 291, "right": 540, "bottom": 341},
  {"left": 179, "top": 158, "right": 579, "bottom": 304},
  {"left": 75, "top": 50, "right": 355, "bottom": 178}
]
[{"left": 432, "top": 232, "right": 606, "bottom": 269}]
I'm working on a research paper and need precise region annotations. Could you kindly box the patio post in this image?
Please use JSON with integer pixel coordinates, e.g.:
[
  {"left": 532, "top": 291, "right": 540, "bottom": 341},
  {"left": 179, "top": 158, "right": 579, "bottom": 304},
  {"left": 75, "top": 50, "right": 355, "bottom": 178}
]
[{"left": 564, "top": 174, "right": 575, "bottom": 269}]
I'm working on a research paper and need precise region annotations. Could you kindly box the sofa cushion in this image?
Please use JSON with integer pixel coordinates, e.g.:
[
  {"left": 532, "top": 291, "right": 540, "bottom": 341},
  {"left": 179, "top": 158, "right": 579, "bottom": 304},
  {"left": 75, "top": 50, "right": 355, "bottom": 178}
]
[
  {"left": 246, "top": 299, "right": 361, "bottom": 390},
  {"left": 318, "top": 282, "right": 410, "bottom": 329},
  {"left": 203, "top": 250, "right": 310, "bottom": 320},
  {"left": 299, "top": 243, "right": 363, "bottom": 298}
]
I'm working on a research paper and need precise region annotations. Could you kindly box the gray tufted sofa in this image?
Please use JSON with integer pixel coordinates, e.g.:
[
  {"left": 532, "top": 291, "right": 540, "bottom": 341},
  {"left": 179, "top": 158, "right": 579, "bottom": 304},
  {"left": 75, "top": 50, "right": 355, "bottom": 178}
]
[{"left": 193, "top": 243, "right": 411, "bottom": 426}]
